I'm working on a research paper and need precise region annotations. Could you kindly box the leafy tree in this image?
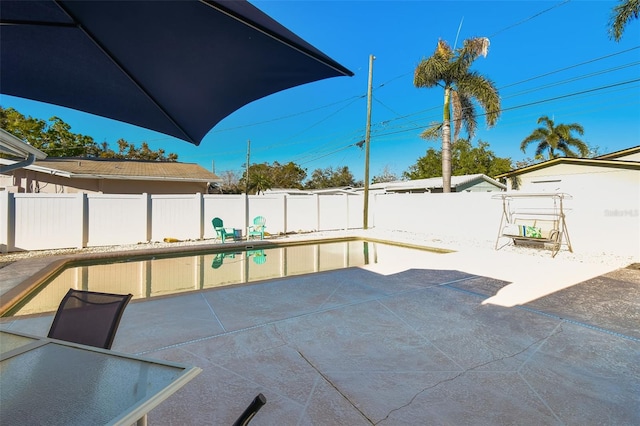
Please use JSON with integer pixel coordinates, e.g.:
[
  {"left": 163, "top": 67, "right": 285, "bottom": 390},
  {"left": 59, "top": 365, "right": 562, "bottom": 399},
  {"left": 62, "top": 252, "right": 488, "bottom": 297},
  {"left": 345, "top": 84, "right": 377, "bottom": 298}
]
[
  {"left": 520, "top": 116, "right": 589, "bottom": 159},
  {"left": 413, "top": 38, "right": 501, "bottom": 192},
  {"left": 371, "top": 165, "right": 399, "bottom": 184},
  {"left": 43, "top": 116, "right": 101, "bottom": 156},
  {"left": 97, "top": 138, "right": 178, "bottom": 161},
  {"left": 609, "top": 0, "right": 639, "bottom": 41},
  {"left": 239, "top": 161, "right": 307, "bottom": 193},
  {"left": 305, "top": 166, "right": 360, "bottom": 189},
  {"left": 404, "top": 139, "right": 512, "bottom": 179},
  {"left": 453, "top": 139, "right": 512, "bottom": 177},
  {"left": 1, "top": 106, "right": 178, "bottom": 161},
  {"left": 0, "top": 106, "right": 46, "bottom": 144},
  {"left": 213, "top": 170, "right": 242, "bottom": 194},
  {"left": 1, "top": 107, "right": 99, "bottom": 156},
  {"left": 269, "top": 161, "right": 307, "bottom": 188},
  {"left": 403, "top": 148, "right": 441, "bottom": 180}
]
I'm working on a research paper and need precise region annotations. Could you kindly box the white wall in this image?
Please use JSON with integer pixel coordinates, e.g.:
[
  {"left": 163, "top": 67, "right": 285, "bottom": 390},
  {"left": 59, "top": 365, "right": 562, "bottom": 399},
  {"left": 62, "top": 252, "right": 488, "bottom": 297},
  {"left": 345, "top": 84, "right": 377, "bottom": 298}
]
[
  {"left": 286, "top": 195, "right": 319, "bottom": 232},
  {"left": 372, "top": 192, "right": 502, "bottom": 241}
]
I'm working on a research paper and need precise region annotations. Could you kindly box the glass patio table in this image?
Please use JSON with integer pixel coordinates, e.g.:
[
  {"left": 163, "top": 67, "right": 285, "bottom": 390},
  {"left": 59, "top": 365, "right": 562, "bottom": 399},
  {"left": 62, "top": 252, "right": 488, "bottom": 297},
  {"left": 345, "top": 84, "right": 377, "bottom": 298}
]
[{"left": 0, "top": 329, "right": 201, "bottom": 425}]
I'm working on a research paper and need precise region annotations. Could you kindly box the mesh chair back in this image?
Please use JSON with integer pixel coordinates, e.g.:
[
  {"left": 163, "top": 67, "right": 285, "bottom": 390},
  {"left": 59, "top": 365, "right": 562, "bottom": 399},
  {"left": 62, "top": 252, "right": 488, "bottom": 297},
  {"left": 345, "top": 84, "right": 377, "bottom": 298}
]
[{"left": 48, "top": 289, "right": 132, "bottom": 349}]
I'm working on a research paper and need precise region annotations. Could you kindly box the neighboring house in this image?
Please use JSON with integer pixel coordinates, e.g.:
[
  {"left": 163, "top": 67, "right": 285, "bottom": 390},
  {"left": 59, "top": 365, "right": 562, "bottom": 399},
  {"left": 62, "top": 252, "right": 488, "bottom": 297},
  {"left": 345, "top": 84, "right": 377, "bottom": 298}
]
[
  {"left": 366, "top": 174, "right": 506, "bottom": 193},
  {"left": 496, "top": 145, "right": 640, "bottom": 193},
  {"left": 265, "top": 187, "right": 358, "bottom": 196},
  {"left": 0, "top": 157, "right": 221, "bottom": 194},
  {"left": 595, "top": 145, "right": 640, "bottom": 162},
  {"left": 264, "top": 188, "right": 314, "bottom": 196}
]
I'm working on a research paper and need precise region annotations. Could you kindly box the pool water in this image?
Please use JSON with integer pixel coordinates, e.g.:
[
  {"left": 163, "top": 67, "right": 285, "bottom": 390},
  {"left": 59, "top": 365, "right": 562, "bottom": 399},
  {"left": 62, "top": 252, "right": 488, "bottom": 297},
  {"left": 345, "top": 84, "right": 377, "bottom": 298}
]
[{"left": 7, "top": 240, "right": 444, "bottom": 317}]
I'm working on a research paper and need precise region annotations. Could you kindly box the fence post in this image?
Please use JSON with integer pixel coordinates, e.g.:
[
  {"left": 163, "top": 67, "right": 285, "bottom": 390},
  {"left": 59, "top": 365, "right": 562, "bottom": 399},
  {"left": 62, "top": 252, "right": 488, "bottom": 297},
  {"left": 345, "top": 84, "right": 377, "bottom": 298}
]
[
  {"left": 314, "top": 194, "right": 320, "bottom": 231},
  {"left": 345, "top": 194, "right": 349, "bottom": 230},
  {"left": 282, "top": 194, "right": 288, "bottom": 235},
  {"left": 196, "top": 192, "right": 204, "bottom": 240},
  {"left": 0, "top": 191, "right": 13, "bottom": 253},
  {"left": 77, "top": 192, "right": 87, "bottom": 249},
  {"left": 370, "top": 192, "right": 376, "bottom": 229},
  {"left": 143, "top": 193, "right": 151, "bottom": 242}
]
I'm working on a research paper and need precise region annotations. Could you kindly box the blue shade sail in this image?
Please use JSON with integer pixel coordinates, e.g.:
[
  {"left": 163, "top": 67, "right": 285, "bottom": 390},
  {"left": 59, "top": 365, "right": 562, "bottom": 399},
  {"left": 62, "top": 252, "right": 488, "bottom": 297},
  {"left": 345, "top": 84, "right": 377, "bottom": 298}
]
[{"left": 0, "top": 0, "right": 353, "bottom": 145}]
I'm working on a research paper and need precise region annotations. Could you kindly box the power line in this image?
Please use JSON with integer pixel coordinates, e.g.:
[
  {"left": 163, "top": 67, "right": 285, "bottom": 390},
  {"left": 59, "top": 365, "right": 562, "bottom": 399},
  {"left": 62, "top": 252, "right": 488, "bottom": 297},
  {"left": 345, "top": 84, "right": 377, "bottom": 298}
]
[
  {"left": 210, "top": 94, "right": 365, "bottom": 133},
  {"left": 498, "top": 46, "right": 640, "bottom": 90},
  {"left": 371, "top": 56, "right": 640, "bottom": 130},
  {"left": 489, "top": 0, "right": 571, "bottom": 38},
  {"left": 371, "top": 78, "right": 640, "bottom": 139}
]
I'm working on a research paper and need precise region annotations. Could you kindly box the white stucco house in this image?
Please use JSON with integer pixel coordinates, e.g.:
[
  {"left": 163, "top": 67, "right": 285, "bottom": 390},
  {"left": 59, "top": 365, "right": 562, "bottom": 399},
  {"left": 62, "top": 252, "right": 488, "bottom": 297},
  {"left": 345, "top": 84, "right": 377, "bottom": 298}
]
[{"left": 495, "top": 145, "right": 640, "bottom": 194}]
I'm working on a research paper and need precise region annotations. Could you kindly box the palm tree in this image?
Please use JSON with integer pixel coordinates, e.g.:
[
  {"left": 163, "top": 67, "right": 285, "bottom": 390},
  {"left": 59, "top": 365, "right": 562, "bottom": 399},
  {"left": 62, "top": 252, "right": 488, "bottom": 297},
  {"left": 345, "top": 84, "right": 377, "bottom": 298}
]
[
  {"left": 414, "top": 38, "right": 501, "bottom": 192},
  {"left": 248, "top": 173, "right": 272, "bottom": 195},
  {"left": 609, "top": 0, "right": 639, "bottom": 41},
  {"left": 520, "top": 116, "right": 589, "bottom": 159}
]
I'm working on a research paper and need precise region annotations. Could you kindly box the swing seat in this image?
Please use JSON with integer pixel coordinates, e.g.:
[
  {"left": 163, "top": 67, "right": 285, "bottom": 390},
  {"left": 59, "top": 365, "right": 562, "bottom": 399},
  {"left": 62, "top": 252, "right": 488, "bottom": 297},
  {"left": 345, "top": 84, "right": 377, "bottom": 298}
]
[{"left": 493, "top": 192, "right": 572, "bottom": 258}]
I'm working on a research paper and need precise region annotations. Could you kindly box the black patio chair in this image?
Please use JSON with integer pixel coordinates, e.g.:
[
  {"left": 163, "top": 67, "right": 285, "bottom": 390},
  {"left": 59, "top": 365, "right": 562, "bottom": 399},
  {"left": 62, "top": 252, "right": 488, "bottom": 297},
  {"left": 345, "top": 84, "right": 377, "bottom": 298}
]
[
  {"left": 47, "top": 289, "right": 132, "bottom": 349},
  {"left": 232, "top": 393, "right": 267, "bottom": 426}
]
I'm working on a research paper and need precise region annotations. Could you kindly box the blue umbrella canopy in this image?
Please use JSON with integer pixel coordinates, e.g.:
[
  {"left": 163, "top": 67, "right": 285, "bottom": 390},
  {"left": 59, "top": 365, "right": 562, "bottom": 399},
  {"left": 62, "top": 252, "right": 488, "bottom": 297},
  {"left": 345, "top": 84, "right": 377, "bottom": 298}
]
[{"left": 0, "top": 0, "right": 353, "bottom": 145}]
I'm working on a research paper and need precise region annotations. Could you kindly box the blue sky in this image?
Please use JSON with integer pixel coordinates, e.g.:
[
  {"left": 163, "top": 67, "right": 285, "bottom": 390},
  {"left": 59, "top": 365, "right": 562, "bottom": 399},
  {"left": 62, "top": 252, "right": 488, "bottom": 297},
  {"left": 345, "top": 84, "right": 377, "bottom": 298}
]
[{"left": 2, "top": 0, "right": 639, "bottom": 181}]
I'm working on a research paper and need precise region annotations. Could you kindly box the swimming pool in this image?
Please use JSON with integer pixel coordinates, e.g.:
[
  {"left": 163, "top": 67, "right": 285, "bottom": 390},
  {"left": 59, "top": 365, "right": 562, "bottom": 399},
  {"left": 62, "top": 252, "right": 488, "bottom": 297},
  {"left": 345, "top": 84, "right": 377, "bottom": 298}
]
[{"left": 5, "top": 240, "right": 448, "bottom": 317}]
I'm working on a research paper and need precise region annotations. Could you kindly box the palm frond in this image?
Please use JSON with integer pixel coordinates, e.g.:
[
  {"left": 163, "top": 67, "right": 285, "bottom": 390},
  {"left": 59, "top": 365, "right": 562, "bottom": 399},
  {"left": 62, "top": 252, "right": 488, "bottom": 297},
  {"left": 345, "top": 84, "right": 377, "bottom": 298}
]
[
  {"left": 458, "top": 72, "right": 501, "bottom": 127},
  {"left": 419, "top": 122, "right": 443, "bottom": 140},
  {"left": 436, "top": 39, "right": 454, "bottom": 60},
  {"left": 520, "top": 129, "right": 547, "bottom": 153},
  {"left": 564, "top": 137, "right": 590, "bottom": 157},
  {"left": 462, "top": 37, "right": 490, "bottom": 58},
  {"left": 537, "top": 116, "right": 554, "bottom": 128},
  {"left": 414, "top": 56, "right": 450, "bottom": 87},
  {"left": 458, "top": 37, "right": 490, "bottom": 70},
  {"left": 458, "top": 93, "right": 477, "bottom": 140},
  {"left": 608, "top": 0, "right": 640, "bottom": 41}
]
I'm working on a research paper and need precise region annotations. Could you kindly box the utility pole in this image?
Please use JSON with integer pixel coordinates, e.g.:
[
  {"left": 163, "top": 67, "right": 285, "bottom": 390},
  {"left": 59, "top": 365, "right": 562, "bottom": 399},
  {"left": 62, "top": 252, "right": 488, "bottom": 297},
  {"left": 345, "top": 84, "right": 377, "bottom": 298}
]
[
  {"left": 245, "top": 139, "right": 250, "bottom": 236},
  {"left": 363, "top": 54, "right": 375, "bottom": 229}
]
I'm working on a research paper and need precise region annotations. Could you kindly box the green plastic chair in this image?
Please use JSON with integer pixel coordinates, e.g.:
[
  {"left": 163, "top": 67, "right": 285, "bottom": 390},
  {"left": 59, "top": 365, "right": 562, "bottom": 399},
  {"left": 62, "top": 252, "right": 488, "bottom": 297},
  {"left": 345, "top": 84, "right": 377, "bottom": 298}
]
[
  {"left": 247, "top": 216, "right": 266, "bottom": 240},
  {"left": 211, "top": 253, "right": 225, "bottom": 269},
  {"left": 212, "top": 217, "right": 235, "bottom": 243},
  {"left": 247, "top": 249, "right": 267, "bottom": 265}
]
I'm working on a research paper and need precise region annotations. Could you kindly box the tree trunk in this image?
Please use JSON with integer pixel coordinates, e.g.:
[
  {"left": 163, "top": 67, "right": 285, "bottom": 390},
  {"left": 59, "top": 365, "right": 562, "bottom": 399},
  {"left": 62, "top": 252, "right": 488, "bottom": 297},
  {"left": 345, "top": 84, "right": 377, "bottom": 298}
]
[{"left": 441, "top": 86, "right": 452, "bottom": 193}]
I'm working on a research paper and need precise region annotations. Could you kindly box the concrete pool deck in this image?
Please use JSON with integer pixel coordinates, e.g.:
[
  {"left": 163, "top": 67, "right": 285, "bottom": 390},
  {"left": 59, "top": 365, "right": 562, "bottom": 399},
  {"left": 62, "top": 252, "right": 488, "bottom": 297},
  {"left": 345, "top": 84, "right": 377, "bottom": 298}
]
[{"left": 1, "top": 231, "right": 639, "bottom": 424}]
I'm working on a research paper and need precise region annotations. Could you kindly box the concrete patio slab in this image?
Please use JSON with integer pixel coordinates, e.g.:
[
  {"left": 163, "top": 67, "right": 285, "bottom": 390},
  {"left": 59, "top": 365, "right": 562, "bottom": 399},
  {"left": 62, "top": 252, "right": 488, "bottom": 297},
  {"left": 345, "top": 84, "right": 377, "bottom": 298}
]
[{"left": 1, "top": 234, "right": 638, "bottom": 425}]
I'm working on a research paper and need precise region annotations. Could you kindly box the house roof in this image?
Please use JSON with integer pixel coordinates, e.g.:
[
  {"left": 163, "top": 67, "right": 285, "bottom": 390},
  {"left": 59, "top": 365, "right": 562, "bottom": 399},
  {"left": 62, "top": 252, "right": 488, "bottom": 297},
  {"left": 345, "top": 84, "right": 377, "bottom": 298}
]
[
  {"left": 495, "top": 157, "right": 640, "bottom": 179},
  {"left": 265, "top": 187, "right": 358, "bottom": 195},
  {"left": 371, "top": 174, "right": 506, "bottom": 192},
  {"left": 1, "top": 157, "right": 221, "bottom": 182},
  {"left": 594, "top": 145, "right": 640, "bottom": 160}
]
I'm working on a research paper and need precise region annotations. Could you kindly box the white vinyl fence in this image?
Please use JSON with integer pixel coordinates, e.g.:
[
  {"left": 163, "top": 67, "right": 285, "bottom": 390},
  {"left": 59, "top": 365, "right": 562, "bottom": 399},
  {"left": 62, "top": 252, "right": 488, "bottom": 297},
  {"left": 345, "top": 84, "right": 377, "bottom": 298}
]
[
  {"left": 1, "top": 190, "right": 638, "bottom": 258},
  {"left": 0, "top": 192, "right": 364, "bottom": 252}
]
